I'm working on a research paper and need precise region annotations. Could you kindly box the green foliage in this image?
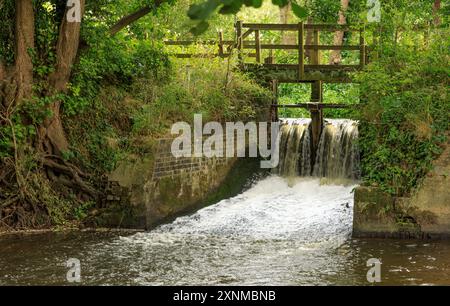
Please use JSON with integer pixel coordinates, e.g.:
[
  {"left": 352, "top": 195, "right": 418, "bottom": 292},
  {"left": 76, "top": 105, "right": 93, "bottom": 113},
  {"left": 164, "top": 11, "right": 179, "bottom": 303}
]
[
  {"left": 0, "top": 0, "right": 15, "bottom": 65},
  {"left": 0, "top": 115, "right": 35, "bottom": 159},
  {"left": 63, "top": 26, "right": 171, "bottom": 116},
  {"left": 355, "top": 29, "right": 449, "bottom": 195},
  {"left": 277, "top": 83, "right": 359, "bottom": 118},
  {"left": 187, "top": 0, "right": 307, "bottom": 34},
  {"left": 291, "top": 2, "right": 309, "bottom": 19},
  {"left": 131, "top": 58, "right": 271, "bottom": 136},
  {"left": 73, "top": 201, "right": 96, "bottom": 221},
  {"left": 64, "top": 86, "right": 138, "bottom": 175}
]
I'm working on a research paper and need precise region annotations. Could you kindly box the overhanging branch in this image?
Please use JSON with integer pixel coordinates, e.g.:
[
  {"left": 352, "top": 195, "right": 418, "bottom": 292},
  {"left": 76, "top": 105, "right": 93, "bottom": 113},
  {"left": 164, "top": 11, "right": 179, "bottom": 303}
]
[{"left": 109, "top": 0, "right": 165, "bottom": 36}]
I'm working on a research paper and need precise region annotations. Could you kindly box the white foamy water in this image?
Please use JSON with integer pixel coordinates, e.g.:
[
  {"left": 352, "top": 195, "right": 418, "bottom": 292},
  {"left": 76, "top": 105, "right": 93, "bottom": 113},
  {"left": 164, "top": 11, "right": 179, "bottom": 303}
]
[
  {"left": 152, "top": 176, "right": 355, "bottom": 241},
  {"left": 102, "top": 176, "right": 357, "bottom": 285}
]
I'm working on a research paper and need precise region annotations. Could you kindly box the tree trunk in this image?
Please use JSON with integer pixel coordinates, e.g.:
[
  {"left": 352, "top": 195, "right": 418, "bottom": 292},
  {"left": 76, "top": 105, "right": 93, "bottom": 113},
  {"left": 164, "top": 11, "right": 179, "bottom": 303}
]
[
  {"left": 280, "top": 2, "right": 296, "bottom": 45},
  {"left": 109, "top": 6, "right": 152, "bottom": 36},
  {"left": 14, "top": 0, "right": 35, "bottom": 103},
  {"left": 38, "top": 0, "right": 85, "bottom": 155},
  {"left": 433, "top": 0, "right": 441, "bottom": 26},
  {"left": 0, "top": 60, "right": 5, "bottom": 81},
  {"left": 305, "top": 16, "right": 314, "bottom": 62},
  {"left": 329, "top": 0, "right": 349, "bottom": 65}
]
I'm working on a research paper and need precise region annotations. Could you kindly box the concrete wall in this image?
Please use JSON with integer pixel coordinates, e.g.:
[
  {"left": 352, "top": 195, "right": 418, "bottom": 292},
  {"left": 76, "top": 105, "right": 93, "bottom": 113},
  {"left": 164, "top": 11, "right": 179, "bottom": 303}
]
[{"left": 353, "top": 137, "right": 450, "bottom": 239}]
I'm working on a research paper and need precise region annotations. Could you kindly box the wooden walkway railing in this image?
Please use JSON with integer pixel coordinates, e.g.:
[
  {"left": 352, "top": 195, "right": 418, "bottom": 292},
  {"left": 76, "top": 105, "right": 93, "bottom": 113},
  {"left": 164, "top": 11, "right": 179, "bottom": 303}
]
[
  {"left": 164, "top": 22, "right": 366, "bottom": 147},
  {"left": 164, "top": 21, "right": 367, "bottom": 82}
]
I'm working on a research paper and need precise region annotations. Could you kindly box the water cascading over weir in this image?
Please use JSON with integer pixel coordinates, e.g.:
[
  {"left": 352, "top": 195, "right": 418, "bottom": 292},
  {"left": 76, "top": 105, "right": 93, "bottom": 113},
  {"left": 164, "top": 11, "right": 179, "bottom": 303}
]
[{"left": 276, "top": 118, "right": 360, "bottom": 180}]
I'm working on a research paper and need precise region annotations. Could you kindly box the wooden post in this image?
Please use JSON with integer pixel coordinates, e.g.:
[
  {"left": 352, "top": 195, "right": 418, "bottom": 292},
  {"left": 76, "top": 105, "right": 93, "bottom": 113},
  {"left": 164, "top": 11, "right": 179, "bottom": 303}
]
[
  {"left": 310, "top": 80, "right": 323, "bottom": 167},
  {"left": 311, "top": 80, "right": 322, "bottom": 102},
  {"left": 265, "top": 49, "right": 274, "bottom": 64},
  {"left": 218, "top": 31, "right": 224, "bottom": 58},
  {"left": 298, "top": 22, "right": 304, "bottom": 80},
  {"left": 236, "top": 20, "right": 243, "bottom": 64},
  {"left": 255, "top": 29, "right": 261, "bottom": 63},
  {"left": 313, "top": 29, "right": 320, "bottom": 65},
  {"left": 360, "top": 29, "right": 366, "bottom": 68},
  {"left": 270, "top": 79, "right": 279, "bottom": 122}
]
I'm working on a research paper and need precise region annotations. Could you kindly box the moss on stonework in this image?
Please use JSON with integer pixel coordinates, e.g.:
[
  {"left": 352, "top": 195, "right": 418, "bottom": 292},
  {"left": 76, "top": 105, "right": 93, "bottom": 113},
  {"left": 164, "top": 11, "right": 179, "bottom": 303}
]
[
  {"left": 203, "top": 157, "right": 268, "bottom": 206},
  {"left": 157, "top": 175, "right": 194, "bottom": 211}
]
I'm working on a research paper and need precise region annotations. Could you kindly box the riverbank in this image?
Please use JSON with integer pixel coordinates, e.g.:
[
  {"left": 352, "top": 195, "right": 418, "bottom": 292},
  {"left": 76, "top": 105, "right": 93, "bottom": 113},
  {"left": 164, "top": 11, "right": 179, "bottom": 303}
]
[
  {"left": 0, "top": 59, "right": 271, "bottom": 230},
  {"left": 353, "top": 134, "right": 450, "bottom": 239},
  {"left": 0, "top": 227, "right": 145, "bottom": 238}
]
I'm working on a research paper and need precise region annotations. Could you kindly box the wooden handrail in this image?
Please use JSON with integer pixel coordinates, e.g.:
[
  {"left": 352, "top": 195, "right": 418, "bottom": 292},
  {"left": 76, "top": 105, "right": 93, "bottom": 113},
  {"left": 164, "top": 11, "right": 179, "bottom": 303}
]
[
  {"left": 164, "top": 21, "right": 367, "bottom": 75},
  {"left": 164, "top": 40, "right": 234, "bottom": 46},
  {"left": 243, "top": 44, "right": 361, "bottom": 50},
  {"left": 242, "top": 23, "right": 360, "bottom": 31},
  {"left": 271, "top": 103, "right": 352, "bottom": 109},
  {"left": 165, "top": 41, "right": 361, "bottom": 51}
]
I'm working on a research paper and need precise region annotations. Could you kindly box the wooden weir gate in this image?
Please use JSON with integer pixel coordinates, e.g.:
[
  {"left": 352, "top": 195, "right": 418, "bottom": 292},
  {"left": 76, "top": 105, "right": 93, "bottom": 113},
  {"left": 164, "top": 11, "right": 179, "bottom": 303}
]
[{"left": 165, "top": 21, "right": 367, "bottom": 152}]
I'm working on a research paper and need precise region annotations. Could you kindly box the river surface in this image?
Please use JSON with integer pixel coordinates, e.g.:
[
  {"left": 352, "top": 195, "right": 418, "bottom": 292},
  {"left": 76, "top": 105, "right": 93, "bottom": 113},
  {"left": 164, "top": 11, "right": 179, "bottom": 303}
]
[{"left": 1, "top": 176, "right": 449, "bottom": 285}]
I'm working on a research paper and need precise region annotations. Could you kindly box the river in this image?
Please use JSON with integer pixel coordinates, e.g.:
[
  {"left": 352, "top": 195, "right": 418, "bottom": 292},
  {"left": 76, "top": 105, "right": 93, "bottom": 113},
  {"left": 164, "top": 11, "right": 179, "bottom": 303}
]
[{"left": 1, "top": 176, "right": 449, "bottom": 285}]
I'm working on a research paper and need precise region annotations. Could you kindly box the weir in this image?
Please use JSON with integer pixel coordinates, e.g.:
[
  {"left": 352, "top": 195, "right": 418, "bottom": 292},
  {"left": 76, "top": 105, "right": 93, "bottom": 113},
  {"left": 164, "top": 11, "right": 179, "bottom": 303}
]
[
  {"left": 277, "top": 118, "right": 360, "bottom": 180},
  {"left": 165, "top": 21, "right": 366, "bottom": 158}
]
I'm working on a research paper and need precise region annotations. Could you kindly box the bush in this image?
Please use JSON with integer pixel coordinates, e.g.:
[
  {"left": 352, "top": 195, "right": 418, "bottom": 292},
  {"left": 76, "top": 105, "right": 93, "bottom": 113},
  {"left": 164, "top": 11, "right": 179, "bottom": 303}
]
[{"left": 355, "top": 30, "right": 449, "bottom": 195}]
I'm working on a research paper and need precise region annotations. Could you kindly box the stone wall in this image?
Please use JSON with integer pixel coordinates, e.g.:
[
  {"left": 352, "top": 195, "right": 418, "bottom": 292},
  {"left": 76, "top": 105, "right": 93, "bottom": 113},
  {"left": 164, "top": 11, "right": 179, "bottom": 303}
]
[
  {"left": 353, "top": 136, "right": 450, "bottom": 239},
  {"left": 143, "top": 137, "right": 237, "bottom": 228},
  {"left": 151, "top": 138, "right": 231, "bottom": 179},
  {"left": 101, "top": 132, "right": 262, "bottom": 229}
]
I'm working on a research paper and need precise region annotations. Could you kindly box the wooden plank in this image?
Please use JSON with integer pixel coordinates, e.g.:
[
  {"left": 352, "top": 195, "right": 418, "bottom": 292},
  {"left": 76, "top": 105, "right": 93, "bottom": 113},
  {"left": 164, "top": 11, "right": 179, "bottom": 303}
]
[
  {"left": 243, "top": 67, "right": 354, "bottom": 82},
  {"left": 164, "top": 40, "right": 218, "bottom": 46},
  {"left": 271, "top": 103, "right": 351, "bottom": 109},
  {"left": 276, "top": 78, "right": 353, "bottom": 84},
  {"left": 360, "top": 29, "right": 366, "bottom": 68},
  {"left": 298, "top": 22, "right": 304, "bottom": 80},
  {"left": 307, "top": 44, "right": 359, "bottom": 50},
  {"left": 242, "top": 23, "right": 357, "bottom": 31},
  {"left": 255, "top": 29, "right": 261, "bottom": 63},
  {"left": 250, "top": 63, "right": 360, "bottom": 70},
  {"left": 242, "top": 29, "right": 254, "bottom": 40},
  {"left": 307, "top": 64, "right": 359, "bottom": 70},
  {"left": 171, "top": 53, "right": 232, "bottom": 58},
  {"left": 165, "top": 41, "right": 360, "bottom": 51},
  {"left": 311, "top": 80, "right": 322, "bottom": 102},
  {"left": 243, "top": 44, "right": 360, "bottom": 51}
]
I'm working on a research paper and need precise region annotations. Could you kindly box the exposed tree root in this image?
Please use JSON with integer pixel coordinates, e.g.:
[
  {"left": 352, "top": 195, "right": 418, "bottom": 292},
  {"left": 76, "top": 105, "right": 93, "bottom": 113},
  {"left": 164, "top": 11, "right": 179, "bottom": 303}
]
[
  {"left": 42, "top": 157, "right": 99, "bottom": 199},
  {"left": 0, "top": 149, "right": 103, "bottom": 230}
]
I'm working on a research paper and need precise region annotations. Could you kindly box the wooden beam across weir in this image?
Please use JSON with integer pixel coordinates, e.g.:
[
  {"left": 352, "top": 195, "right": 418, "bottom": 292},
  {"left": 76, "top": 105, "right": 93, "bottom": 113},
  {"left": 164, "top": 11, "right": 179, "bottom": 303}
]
[{"left": 271, "top": 103, "right": 352, "bottom": 109}]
